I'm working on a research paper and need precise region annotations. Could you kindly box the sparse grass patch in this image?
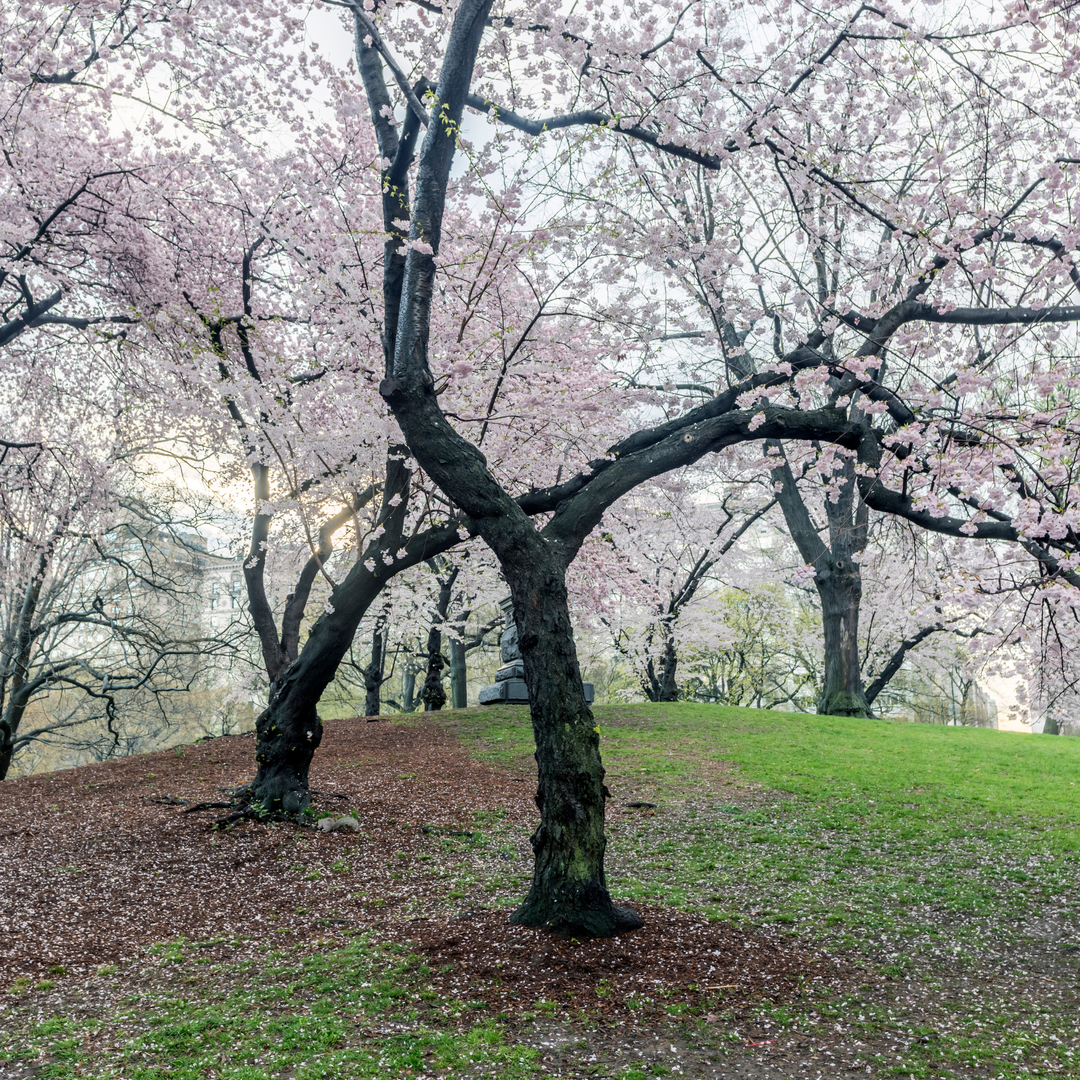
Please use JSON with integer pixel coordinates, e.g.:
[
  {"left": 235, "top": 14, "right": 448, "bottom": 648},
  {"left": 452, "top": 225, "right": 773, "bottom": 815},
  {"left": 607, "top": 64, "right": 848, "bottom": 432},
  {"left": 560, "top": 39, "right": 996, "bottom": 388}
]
[{"left": 1, "top": 938, "right": 541, "bottom": 1079}]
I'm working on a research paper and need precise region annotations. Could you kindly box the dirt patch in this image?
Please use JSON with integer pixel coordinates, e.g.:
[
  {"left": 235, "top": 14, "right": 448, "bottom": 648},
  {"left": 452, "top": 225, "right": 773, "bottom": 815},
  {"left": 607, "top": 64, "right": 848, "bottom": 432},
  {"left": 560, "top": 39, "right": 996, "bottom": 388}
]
[
  {"left": 0, "top": 718, "right": 536, "bottom": 983},
  {"left": 388, "top": 904, "right": 845, "bottom": 1017},
  {"left": 0, "top": 716, "right": 824, "bottom": 1012}
]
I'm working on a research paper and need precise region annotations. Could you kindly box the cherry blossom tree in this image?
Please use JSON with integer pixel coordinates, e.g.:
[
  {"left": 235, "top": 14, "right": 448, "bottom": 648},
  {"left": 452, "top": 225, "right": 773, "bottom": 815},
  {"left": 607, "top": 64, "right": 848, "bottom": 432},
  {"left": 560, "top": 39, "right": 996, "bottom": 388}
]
[
  {"left": 571, "top": 468, "right": 778, "bottom": 702},
  {"left": 332, "top": 0, "right": 1080, "bottom": 932},
  {"left": 11, "top": 0, "right": 1080, "bottom": 938}
]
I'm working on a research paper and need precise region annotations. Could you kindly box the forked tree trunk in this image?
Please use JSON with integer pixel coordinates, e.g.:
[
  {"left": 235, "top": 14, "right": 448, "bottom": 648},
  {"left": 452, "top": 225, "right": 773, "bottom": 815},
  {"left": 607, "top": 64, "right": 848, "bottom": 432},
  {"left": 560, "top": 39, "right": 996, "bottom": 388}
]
[
  {"left": 369, "top": 0, "right": 637, "bottom": 936},
  {"left": 814, "top": 560, "right": 871, "bottom": 717},
  {"left": 770, "top": 446, "right": 871, "bottom": 718},
  {"left": 239, "top": 456, "right": 431, "bottom": 813},
  {"left": 246, "top": 591, "right": 383, "bottom": 812},
  {"left": 248, "top": 584, "right": 392, "bottom": 811},
  {"left": 643, "top": 641, "right": 679, "bottom": 702},
  {"left": 386, "top": 403, "right": 640, "bottom": 934},
  {"left": 245, "top": 541, "right": 416, "bottom": 811}
]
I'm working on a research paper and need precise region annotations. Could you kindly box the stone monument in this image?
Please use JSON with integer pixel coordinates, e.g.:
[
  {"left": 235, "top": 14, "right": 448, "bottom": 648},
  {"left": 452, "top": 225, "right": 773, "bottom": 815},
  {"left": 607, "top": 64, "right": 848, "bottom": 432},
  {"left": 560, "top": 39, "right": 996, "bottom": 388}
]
[{"left": 478, "top": 596, "right": 594, "bottom": 705}]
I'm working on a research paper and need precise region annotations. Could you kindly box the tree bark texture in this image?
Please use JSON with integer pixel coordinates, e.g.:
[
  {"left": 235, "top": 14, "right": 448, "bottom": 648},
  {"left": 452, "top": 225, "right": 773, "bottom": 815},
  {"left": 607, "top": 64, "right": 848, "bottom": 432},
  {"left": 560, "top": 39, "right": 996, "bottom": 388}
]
[
  {"left": 643, "top": 638, "right": 679, "bottom": 702},
  {"left": 366, "top": 0, "right": 856, "bottom": 933},
  {"left": 402, "top": 666, "right": 417, "bottom": 712},
  {"left": 242, "top": 457, "right": 460, "bottom": 813},
  {"left": 421, "top": 625, "right": 446, "bottom": 711},
  {"left": 450, "top": 637, "right": 467, "bottom": 708},
  {"left": 363, "top": 620, "right": 386, "bottom": 717},
  {"left": 245, "top": 561, "right": 384, "bottom": 813},
  {"left": 814, "top": 560, "right": 870, "bottom": 716},
  {"left": 0, "top": 551, "right": 50, "bottom": 781},
  {"left": 421, "top": 563, "right": 457, "bottom": 711},
  {"left": 503, "top": 544, "right": 642, "bottom": 937},
  {"left": 769, "top": 447, "right": 871, "bottom": 717}
]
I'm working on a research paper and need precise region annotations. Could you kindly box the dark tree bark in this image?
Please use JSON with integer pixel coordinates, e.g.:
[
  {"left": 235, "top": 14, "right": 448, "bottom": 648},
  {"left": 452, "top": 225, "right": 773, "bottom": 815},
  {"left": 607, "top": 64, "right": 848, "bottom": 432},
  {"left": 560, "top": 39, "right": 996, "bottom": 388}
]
[
  {"left": 367, "top": 0, "right": 638, "bottom": 935},
  {"left": 239, "top": 458, "right": 464, "bottom": 814},
  {"left": 353, "top": 0, "right": 864, "bottom": 933},
  {"left": 815, "top": 557, "right": 869, "bottom": 717},
  {"left": 421, "top": 562, "right": 458, "bottom": 711},
  {"left": 449, "top": 636, "right": 468, "bottom": 708},
  {"left": 420, "top": 634, "right": 446, "bottom": 710},
  {"left": 501, "top": 544, "right": 639, "bottom": 937},
  {"left": 769, "top": 446, "right": 871, "bottom": 717},
  {"left": 0, "top": 552, "right": 47, "bottom": 781},
  {"left": 863, "top": 623, "right": 944, "bottom": 707},
  {"left": 363, "top": 612, "right": 389, "bottom": 718},
  {"left": 643, "top": 640, "right": 679, "bottom": 702}
]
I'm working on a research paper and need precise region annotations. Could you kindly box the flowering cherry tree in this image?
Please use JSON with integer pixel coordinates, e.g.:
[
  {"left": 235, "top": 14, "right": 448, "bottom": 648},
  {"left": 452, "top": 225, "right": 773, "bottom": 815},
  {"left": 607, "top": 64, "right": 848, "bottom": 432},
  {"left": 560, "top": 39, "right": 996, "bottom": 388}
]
[
  {"left": 332, "top": 0, "right": 1080, "bottom": 934},
  {"left": 9, "top": 0, "right": 1080, "bottom": 935}
]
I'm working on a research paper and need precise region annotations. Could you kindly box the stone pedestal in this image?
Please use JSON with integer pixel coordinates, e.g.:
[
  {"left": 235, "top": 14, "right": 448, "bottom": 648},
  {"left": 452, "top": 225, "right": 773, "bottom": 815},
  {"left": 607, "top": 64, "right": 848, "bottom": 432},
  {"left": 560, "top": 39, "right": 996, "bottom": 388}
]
[{"left": 478, "top": 597, "right": 593, "bottom": 705}]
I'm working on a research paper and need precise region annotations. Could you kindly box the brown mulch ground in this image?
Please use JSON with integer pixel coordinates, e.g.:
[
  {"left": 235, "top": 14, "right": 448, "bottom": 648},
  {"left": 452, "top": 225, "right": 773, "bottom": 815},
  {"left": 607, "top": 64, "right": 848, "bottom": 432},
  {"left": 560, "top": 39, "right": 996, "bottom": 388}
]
[
  {"left": 391, "top": 906, "right": 837, "bottom": 1015},
  {"left": 0, "top": 717, "right": 840, "bottom": 1016}
]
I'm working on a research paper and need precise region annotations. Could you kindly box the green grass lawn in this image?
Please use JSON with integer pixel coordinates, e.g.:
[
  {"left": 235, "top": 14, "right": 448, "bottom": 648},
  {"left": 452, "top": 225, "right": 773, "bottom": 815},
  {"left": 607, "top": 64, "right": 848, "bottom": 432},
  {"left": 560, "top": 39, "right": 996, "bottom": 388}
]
[
  {"left": 4, "top": 702, "right": 1078, "bottom": 1079},
  {"left": 441, "top": 703, "right": 1080, "bottom": 1076},
  {"left": 454, "top": 702, "right": 1080, "bottom": 829},
  {"left": 450, "top": 703, "right": 1080, "bottom": 936}
]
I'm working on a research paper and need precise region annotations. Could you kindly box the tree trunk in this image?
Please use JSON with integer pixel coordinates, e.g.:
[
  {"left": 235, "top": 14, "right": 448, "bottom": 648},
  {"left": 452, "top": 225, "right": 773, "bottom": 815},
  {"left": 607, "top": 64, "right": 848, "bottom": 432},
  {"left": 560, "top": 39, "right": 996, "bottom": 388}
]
[
  {"left": 372, "top": 0, "right": 637, "bottom": 935},
  {"left": 450, "top": 636, "right": 467, "bottom": 708},
  {"left": 402, "top": 666, "right": 417, "bottom": 713},
  {"left": 0, "top": 689, "right": 30, "bottom": 782},
  {"left": 657, "top": 638, "right": 679, "bottom": 701},
  {"left": 0, "top": 741, "right": 12, "bottom": 782},
  {"left": 238, "top": 454, "right": 467, "bottom": 813},
  {"left": 0, "top": 553, "right": 48, "bottom": 781},
  {"left": 421, "top": 620, "right": 446, "bottom": 711},
  {"left": 363, "top": 621, "right": 386, "bottom": 718},
  {"left": 248, "top": 672, "right": 323, "bottom": 816},
  {"left": 642, "top": 638, "right": 679, "bottom": 702},
  {"left": 385, "top": 393, "right": 639, "bottom": 935},
  {"left": 420, "top": 561, "right": 458, "bottom": 711},
  {"left": 244, "top": 557, "right": 399, "bottom": 812},
  {"left": 505, "top": 544, "right": 642, "bottom": 938},
  {"left": 769, "top": 446, "right": 870, "bottom": 718},
  {"left": 1042, "top": 715, "right": 1060, "bottom": 735},
  {"left": 814, "top": 560, "right": 871, "bottom": 716}
]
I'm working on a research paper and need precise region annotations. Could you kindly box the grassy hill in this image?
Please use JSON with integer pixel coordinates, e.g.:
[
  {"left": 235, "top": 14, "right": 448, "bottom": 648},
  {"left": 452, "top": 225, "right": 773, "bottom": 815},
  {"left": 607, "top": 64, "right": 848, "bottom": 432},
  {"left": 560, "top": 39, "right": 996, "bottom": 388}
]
[{"left": 2, "top": 703, "right": 1077, "bottom": 1079}]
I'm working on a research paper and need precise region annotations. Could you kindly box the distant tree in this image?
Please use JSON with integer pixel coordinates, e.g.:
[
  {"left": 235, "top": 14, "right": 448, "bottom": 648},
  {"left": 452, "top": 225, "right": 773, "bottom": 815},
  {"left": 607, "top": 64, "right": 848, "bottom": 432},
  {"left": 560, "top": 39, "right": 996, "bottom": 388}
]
[
  {"left": 681, "top": 584, "right": 819, "bottom": 710},
  {"left": 583, "top": 474, "right": 777, "bottom": 703},
  {"left": 0, "top": 444, "right": 239, "bottom": 779}
]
